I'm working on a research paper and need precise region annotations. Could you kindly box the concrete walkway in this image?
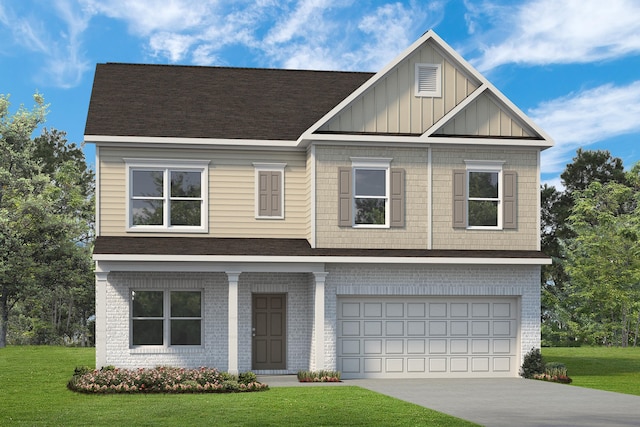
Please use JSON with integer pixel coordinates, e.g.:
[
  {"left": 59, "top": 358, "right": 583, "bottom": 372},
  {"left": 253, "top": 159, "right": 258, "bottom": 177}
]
[{"left": 259, "top": 376, "right": 640, "bottom": 427}]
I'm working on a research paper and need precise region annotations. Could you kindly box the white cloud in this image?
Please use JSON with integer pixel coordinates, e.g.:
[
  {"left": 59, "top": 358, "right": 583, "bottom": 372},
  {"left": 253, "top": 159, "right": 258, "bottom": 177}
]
[
  {"left": 0, "top": 0, "right": 91, "bottom": 88},
  {"left": 81, "top": 0, "right": 213, "bottom": 36},
  {"left": 264, "top": 0, "right": 335, "bottom": 45},
  {"left": 149, "top": 33, "right": 196, "bottom": 63},
  {"left": 531, "top": 81, "right": 640, "bottom": 174},
  {"left": 468, "top": 0, "right": 640, "bottom": 72}
]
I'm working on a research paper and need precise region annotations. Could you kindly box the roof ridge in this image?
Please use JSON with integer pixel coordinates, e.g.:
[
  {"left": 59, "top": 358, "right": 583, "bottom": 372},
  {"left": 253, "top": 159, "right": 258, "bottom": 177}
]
[{"left": 101, "top": 62, "right": 375, "bottom": 75}]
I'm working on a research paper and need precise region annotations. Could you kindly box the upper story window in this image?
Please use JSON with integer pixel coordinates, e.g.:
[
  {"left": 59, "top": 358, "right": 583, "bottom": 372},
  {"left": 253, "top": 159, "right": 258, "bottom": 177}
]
[
  {"left": 468, "top": 170, "right": 500, "bottom": 227},
  {"left": 354, "top": 166, "right": 388, "bottom": 226},
  {"left": 253, "top": 163, "right": 286, "bottom": 219},
  {"left": 453, "top": 160, "right": 517, "bottom": 230},
  {"left": 339, "top": 158, "right": 405, "bottom": 228},
  {"left": 125, "top": 159, "right": 210, "bottom": 233},
  {"left": 131, "top": 290, "right": 202, "bottom": 347}
]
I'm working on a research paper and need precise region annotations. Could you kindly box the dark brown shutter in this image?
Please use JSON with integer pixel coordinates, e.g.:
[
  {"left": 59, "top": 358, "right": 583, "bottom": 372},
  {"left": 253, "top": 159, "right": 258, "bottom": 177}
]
[
  {"left": 338, "top": 167, "right": 352, "bottom": 226},
  {"left": 503, "top": 171, "right": 517, "bottom": 229},
  {"left": 390, "top": 168, "right": 405, "bottom": 228},
  {"left": 452, "top": 169, "right": 466, "bottom": 228}
]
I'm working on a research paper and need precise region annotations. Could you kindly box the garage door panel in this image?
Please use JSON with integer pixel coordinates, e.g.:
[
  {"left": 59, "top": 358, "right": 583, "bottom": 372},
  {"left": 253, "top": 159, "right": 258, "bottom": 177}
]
[
  {"left": 386, "top": 303, "right": 404, "bottom": 317},
  {"left": 364, "top": 303, "right": 382, "bottom": 317},
  {"left": 338, "top": 297, "right": 517, "bottom": 378}
]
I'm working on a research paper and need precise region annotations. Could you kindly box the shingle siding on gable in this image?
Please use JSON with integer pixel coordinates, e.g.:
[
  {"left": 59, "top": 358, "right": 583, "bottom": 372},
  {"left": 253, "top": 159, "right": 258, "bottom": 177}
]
[
  {"left": 315, "top": 145, "right": 429, "bottom": 249},
  {"left": 431, "top": 147, "right": 539, "bottom": 250}
]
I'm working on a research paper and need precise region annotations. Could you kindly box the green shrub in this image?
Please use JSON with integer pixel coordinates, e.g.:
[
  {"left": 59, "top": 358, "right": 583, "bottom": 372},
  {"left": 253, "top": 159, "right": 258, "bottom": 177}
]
[
  {"left": 297, "top": 370, "right": 341, "bottom": 382},
  {"left": 238, "top": 371, "right": 257, "bottom": 384},
  {"left": 520, "top": 348, "right": 545, "bottom": 379},
  {"left": 73, "top": 366, "right": 92, "bottom": 376},
  {"left": 544, "top": 361, "right": 568, "bottom": 377}
]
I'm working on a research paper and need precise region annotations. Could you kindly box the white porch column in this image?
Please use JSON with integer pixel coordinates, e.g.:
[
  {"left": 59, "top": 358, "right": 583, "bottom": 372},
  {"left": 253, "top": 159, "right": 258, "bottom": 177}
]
[
  {"left": 94, "top": 269, "right": 109, "bottom": 368},
  {"left": 226, "top": 271, "right": 241, "bottom": 375},
  {"left": 313, "top": 272, "right": 328, "bottom": 370}
]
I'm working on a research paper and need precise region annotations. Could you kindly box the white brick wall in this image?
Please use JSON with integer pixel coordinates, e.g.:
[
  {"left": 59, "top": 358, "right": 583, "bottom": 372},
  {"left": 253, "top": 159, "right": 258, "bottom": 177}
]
[
  {"left": 105, "top": 272, "right": 229, "bottom": 369},
  {"left": 103, "top": 264, "right": 540, "bottom": 376},
  {"left": 104, "top": 271, "right": 313, "bottom": 373}
]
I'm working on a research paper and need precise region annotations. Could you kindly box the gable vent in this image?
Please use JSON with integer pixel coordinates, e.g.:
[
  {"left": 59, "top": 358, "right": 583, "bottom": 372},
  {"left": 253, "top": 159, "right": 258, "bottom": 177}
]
[{"left": 415, "top": 63, "right": 442, "bottom": 98}]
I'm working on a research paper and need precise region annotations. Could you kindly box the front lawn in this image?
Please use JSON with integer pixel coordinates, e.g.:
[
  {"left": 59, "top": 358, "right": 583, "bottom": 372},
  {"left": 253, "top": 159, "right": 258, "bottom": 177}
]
[
  {"left": 542, "top": 347, "right": 640, "bottom": 396},
  {"left": 0, "top": 346, "right": 476, "bottom": 426}
]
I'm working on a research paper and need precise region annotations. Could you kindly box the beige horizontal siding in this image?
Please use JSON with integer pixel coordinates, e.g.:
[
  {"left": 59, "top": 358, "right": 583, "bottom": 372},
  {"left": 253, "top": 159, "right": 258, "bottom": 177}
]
[
  {"left": 319, "top": 40, "right": 480, "bottom": 135},
  {"left": 431, "top": 147, "right": 539, "bottom": 250},
  {"left": 98, "top": 146, "right": 308, "bottom": 238}
]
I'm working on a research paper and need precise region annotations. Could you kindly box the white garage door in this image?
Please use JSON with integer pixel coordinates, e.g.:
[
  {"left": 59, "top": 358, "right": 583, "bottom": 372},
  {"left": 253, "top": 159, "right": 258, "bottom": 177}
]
[{"left": 337, "top": 297, "right": 518, "bottom": 379}]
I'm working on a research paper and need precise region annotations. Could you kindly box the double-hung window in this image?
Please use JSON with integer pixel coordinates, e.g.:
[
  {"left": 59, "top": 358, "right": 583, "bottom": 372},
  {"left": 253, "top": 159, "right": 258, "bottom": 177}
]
[
  {"left": 131, "top": 290, "right": 202, "bottom": 347},
  {"left": 338, "top": 158, "right": 405, "bottom": 228},
  {"left": 354, "top": 167, "right": 388, "bottom": 226},
  {"left": 125, "top": 159, "right": 209, "bottom": 232},
  {"left": 453, "top": 160, "right": 517, "bottom": 230}
]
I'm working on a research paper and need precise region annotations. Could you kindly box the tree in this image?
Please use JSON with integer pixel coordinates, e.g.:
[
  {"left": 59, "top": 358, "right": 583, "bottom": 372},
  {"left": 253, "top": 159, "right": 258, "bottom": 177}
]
[
  {"left": 541, "top": 149, "right": 629, "bottom": 346},
  {"left": 0, "top": 93, "right": 94, "bottom": 347},
  {"left": 562, "top": 163, "right": 640, "bottom": 346}
]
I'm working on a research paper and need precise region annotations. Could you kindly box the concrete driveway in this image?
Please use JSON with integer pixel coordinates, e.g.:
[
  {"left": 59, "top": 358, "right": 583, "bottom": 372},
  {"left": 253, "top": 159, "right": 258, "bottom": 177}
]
[{"left": 260, "top": 376, "right": 640, "bottom": 426}]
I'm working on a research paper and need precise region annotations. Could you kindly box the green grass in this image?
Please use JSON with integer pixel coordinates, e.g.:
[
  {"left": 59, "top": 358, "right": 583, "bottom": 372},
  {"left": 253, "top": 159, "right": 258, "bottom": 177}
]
[
  {"left": 0, "top": 346, "right": 476, "bottom": 426},
  {"left": 542, "top": 347, "right": 640, "bottom": 396}
]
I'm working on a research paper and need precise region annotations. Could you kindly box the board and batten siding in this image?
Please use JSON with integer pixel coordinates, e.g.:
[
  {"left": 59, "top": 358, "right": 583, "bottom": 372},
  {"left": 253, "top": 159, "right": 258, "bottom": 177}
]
[
  {"left": 431, "top": 147, "right": 539, "bottom": 251},
  {"left": 98, "top": 146, "right": 308, "bottom": 238},
  {"left": 314, "top": 145, "right": 429, "bottom": 249},
  {"left": 434, "top": 92, "right": 535, "bottom": 138},
  {"left": 318, "top": 40, "right": 480, "bottom": 135}
]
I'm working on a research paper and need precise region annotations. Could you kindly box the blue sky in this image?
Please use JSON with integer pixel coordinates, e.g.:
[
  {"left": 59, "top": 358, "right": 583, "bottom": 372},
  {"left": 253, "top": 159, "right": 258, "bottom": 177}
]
[{"left": 1, "top": 0, "right": 639, "bottom": 188}]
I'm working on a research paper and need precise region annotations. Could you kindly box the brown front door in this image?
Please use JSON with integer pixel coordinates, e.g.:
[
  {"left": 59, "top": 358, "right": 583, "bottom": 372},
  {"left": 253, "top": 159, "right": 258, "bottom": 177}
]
[{"left": 252, "top": 294, "right": 286, "bottom": 370}]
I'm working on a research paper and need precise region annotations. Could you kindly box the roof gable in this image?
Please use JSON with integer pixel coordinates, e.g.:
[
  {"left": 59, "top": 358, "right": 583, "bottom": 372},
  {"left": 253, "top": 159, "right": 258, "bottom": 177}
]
[
  {"left": 302, "top": 30, "right": 553, "bottom": 147},
  {"left": 317, "top": 38, "right": 481, "bottom": 135},
  {"left": 85, "top": 64, "right": 372, "bottom": 141}
]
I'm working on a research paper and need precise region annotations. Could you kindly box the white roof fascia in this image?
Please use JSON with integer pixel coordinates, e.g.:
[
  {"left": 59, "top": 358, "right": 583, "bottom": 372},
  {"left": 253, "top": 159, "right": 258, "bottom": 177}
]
[
  {"left": 85, "top": 135, "right": 300, "bottom": 149},
  {"left": 309, "top": 134, "right": 552, "bottom": 149},
  {"left": 94, "top": 253, "right": 551, "bottom": 265},
  {"left": 297, "top": 30, "right": 438, "bottom": 145},
  {"left": 424, "top": 31, "right": 554, "bottom": 145}
]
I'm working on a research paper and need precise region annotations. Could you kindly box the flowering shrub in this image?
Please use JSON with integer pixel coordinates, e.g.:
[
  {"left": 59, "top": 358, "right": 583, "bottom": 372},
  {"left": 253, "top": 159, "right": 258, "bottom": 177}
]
[
  {"left": 533, "top": 362, "right": 572, "bottom": 384},
  {"left": 297, "top": 370, "right": 341, "bottom": 382},
  {"left": 68, "top": 366, "right": 269, "bottom": 394}
]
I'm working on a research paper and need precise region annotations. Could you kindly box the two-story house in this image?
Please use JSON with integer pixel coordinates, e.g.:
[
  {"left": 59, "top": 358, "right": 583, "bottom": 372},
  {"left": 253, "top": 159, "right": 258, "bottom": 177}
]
[{"left": 87, "top": 30, "right": 552, "bottom": 379}]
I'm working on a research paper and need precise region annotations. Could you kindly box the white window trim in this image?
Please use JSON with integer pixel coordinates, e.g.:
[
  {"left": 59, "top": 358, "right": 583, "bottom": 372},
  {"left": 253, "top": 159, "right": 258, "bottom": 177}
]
[
  {"left": 351, "top": 157, "right": 392, "bottom": 228},
  {"left": 124, "top": 158, "right": 210, "bottom": 233},
  {"left": 415, "top": 63, "right": 442, "bottom": 98},
  {"left": 130, "top": 289, "right": 203, "bottom": 349},
  {"left": 464, "top": 160, "right": 504, "bottom": 230},
  {"left": 253, "top": 162, "right": 286, "bottom": 219}
]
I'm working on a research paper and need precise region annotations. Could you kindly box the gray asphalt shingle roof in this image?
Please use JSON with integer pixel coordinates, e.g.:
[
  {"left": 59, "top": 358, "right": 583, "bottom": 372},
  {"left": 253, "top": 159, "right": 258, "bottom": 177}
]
[{"left": 84, "top": 63, "right": 373, "bottom": 141}]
